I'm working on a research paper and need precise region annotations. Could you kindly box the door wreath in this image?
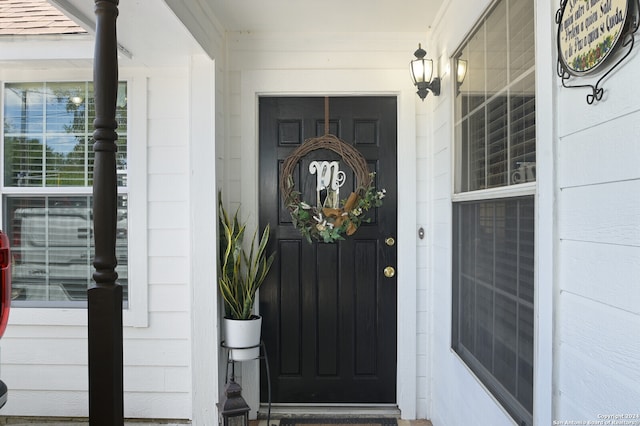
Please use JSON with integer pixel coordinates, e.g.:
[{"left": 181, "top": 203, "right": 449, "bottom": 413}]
[{"left": 280, "top": 134, "right": 386, "bottom": 243}]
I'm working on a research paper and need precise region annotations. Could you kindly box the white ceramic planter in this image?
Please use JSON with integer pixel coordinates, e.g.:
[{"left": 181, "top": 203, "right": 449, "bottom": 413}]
[{"left": 223, "top": 316, "right": 262, "bottom": 361}]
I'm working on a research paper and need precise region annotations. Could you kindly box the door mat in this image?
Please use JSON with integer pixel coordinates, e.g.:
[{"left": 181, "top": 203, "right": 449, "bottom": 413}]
[{"left": 279, "top": 418, "right": 397, "bottom": 426}]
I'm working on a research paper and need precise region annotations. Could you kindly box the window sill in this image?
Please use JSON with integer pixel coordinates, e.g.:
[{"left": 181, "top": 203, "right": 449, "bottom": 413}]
[{"left": 452, "top": 181, "right": 536, "bottom": 203}]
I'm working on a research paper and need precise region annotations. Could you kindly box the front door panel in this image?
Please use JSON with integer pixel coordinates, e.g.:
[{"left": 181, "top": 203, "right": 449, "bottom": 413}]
[{"left": 259, "top": 96, "right": 397, "bottom": 403}]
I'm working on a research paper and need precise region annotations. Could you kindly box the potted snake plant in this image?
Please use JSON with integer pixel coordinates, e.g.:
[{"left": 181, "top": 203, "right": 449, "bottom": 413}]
[{"left": 218, "top": 194, "right": 275, "bottom": 361}]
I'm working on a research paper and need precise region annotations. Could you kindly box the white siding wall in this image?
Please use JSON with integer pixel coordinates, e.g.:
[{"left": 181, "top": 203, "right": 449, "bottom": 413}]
[
  {"left": 0, "top": 66, "right": 194, "bottom": 419},
  {"left": 143, "top": 67, "right": 193, "bottom": 419},
  {"left": 164, "top": 3, "right": 227, "bottom": 423},
  {"left": 428, "top": 0, "right": 639, "bottom": 424},
  {"left": 554, "top": 28, "right": 640, "bottom": 422},
  {"left": 415, "top": 104, "right": 432, "bottom": 420},
  {"left": 189, "top": 52, "right": 223, "bottom": 426}
]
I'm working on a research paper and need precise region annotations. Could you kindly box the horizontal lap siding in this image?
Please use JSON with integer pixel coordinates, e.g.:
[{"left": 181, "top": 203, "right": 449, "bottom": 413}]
[
  {"left": 1, "top": 70, "right": 193, "bottom": 419},
  {"left": 557, "top": 295, "right": 640, "bottom": 416},
  {"left": 559, "top": 180, "right": 640, "bottom": 246},
  {"left": 135, "top": 70, "right": 193, "bottom": 418},
  {"left": 556, "top": 55, "right": 640, "bottom": 420},
  {"left": 560, "top": 241, "right": 640, "bottom": 315}
]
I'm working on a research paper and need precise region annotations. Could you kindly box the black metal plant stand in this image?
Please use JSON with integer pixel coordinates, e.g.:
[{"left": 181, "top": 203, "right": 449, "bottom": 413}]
[{"left": 221, "top": 341, "right": 273, "bottom": 426}]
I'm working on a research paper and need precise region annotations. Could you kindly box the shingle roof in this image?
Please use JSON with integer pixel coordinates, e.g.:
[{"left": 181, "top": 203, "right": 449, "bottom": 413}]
[{"left": 0, "top": 0, "right": 87, "bottom": 35}]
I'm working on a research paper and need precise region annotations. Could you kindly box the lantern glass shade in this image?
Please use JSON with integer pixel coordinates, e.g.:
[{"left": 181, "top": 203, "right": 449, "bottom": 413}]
[
  {"left": 456, "top": 59, "right": 468, "bottom": 84},
  {"left": 226, "top": 414, "right": 248, "bottom": 426},
  {"left": 410, "top": 58, "right": 433, "bottom": 85}
]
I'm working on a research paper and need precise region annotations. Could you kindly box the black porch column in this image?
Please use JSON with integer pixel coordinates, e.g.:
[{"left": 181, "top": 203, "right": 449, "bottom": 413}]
[{"left": 89, "top": 1, "right": 123, "bottom": 425}]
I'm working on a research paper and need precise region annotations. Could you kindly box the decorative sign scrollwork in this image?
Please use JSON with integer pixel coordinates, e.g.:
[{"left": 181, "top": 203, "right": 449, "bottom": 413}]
[{"left": 556, "top": 0, "right": 639, "bottom": 104}]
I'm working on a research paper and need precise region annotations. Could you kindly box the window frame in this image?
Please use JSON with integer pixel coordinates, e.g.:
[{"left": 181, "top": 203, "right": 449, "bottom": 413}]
[
  {"left": 1, "top": 70, "right": 148, "bottom": 327},
  {"left": 450, "top": 0, "right": 536, "bottom": 424}
]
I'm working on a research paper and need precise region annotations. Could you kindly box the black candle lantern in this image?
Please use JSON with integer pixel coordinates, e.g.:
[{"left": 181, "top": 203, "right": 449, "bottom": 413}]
[
  {"left": 220, "top": 378, "right": 250, "bottom": 426},
  {"left": 410, "top": 43, "right": 441, "bottom": 100}
]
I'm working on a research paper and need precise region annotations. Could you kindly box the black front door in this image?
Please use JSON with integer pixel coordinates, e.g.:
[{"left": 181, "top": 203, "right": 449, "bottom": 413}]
[{"left": 259, "top": 96, "right": 397, "bottom": 403}]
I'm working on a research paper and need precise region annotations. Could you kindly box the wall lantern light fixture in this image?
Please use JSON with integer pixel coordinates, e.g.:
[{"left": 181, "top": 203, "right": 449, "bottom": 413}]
[{"left": 410, "top": 43, "right": 441, "bottom": 100}]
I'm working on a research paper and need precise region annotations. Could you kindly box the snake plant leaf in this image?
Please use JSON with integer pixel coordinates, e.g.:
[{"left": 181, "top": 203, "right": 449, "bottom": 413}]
[{"left": 218, "top": 192, "right": 275, "bottom": 320}]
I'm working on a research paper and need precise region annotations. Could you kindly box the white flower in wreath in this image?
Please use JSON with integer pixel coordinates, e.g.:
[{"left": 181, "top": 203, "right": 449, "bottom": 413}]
[
  {"left": 352, "top": 207, "right": 363, "bottom": 216},
  {"left": 377, "top": 189, "right": 386, "bottom": 199},
  {"left": 313, "top": 213, "right": 329, "bottom": 231}
]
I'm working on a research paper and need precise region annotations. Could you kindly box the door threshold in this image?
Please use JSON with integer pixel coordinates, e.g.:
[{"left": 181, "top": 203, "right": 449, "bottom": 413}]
[{"left": 258, "top": 404, "right": 401, "bottom": 419}]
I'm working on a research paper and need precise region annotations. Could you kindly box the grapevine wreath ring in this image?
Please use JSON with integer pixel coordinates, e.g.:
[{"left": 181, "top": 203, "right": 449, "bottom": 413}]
[{"left": 279, "top": 133, "right": 386, "bottom": 243}]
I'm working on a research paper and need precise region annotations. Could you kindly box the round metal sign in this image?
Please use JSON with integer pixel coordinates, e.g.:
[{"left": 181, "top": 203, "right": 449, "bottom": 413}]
[{"left": 557, "top": 0, "right": 629, "bottom": 75}]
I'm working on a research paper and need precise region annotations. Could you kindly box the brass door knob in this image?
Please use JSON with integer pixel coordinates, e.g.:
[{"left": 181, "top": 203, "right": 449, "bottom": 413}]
[
  {"left": 385, "top": 237, "right": 395, "bottom": 246},
  {"left": 384, "top": 266, "right": 395, "bottom": 278}
]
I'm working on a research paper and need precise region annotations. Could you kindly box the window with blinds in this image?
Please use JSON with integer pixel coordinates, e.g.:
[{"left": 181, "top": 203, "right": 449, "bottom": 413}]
[
  {"left": 451, "top": 0, "right": 535, "bottom": 424},
  {"left": 2, "top": 81, "right": 128, "bottom": 306},
  {"left": 455, "top": 0, "right": 536, "bottom": 193}
]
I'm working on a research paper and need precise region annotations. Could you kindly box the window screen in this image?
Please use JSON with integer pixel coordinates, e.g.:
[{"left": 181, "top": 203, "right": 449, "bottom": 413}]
[{"left": 452, "top": 198, "right": 534, "bottom": 424}]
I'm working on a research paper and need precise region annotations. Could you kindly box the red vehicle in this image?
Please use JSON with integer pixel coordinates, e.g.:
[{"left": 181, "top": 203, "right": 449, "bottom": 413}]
[{"left": 0, "top": 230, "right": 11, "bottom": 408}]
